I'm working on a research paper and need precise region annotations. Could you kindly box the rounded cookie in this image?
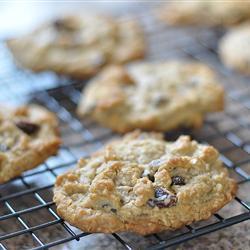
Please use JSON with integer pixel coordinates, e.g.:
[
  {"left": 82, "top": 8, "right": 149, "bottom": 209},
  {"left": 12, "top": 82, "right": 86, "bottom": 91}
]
[
  {"left": 158, "top": 1, "right": 250, "bottom": 26},
  {"left": 53, "top": 131, "right": 237, "bottom": 235},
  {"left": 0, "top": 105, "right": 61, "bottom": 183},
  {"left": 7, "top": 14, "right": 145, "bottom": 79},
  {"left": 219, "top": 24, "right": 250, "bottom": 75},
  {"left": 77, "top": 61, "right": 224, "bottom": 133}
]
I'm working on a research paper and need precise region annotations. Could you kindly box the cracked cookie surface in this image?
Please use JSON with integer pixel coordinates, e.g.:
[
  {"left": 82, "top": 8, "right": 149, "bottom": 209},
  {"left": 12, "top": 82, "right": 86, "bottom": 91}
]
[
  {"left": 0, "top": 105, "right": 61, "bottom": 183},
  {"left": 158, "top": 1, "right": 250, "bottom": 26},
  {"left": 77, "top": 61, "right": 224, "bottom": 132},
  {"left": 219, "top": 24, "right": 250, "bottom": 75},
  {"left": 53, "top": 131, "right": 236, "bottom": 235},
  {"left": 7, "top": 14, "right": 145, "bottom": 79}
]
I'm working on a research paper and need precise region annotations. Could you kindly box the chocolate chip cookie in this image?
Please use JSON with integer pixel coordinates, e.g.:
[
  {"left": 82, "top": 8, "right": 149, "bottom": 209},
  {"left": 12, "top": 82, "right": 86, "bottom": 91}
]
[
  {"left": 219, "top": 24, "right": 250, "bottom": 75},
  {"left": 158, "top": 1, "right": 250, "bottom": 26},
  {"left": 77, "top": 61, "right": 224, "bottom": 132},
  {"left": 0, "top": 105, "right": 61, "bottom": 183},
  {"left": 53, "top": 131, "right": 237, "bottom": 235},
  {"left": 7, "top": 14, "right": 145, "bottom": 79}
]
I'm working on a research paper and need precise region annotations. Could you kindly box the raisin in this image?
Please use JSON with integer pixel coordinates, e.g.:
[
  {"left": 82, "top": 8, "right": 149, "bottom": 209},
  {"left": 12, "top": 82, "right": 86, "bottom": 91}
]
[
  {"left": 147, "top": 174, "right": 155, "bottom": 182},
  {"left": 147, "top": 187, "right": 177, "bottom": 208},
  {"left": 171, "top": 176, "right": 185, "bottom": 186},
  {"left": 147, "top": 199, "right": 155, "bottom": 208},
  {"left": 15, "top": 121, "right": 39, "bottom": 135},
  {"left": 155, "top": 187, "right": 167, "bottom": 198},
  {"left": 111, "top": 208, "right": 117, "bottom": 213},
  {"left": 155, "top": 195, "right": 177, "bottom": 208},
  {"left": 141, "top": 170, "right": 155, "bottom": 182}
]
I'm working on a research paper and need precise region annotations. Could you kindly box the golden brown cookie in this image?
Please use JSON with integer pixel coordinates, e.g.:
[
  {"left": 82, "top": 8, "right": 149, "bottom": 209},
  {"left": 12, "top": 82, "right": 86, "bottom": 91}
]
[
  {"left": 0, "top": 105, "right": 61, "bottom": 183},
  {"left": 158, "top": 1, "right": 250, "bottom": 26},
  {"left": 7, "top": 14, "right": 145, "bottom": 79},
  {"left": 53, "top": 131, "right": 237, "bottom": 235},
  {"left": 219, "top": 23, "right": 250, "bottom": 75},
  {"left": 77, "top": 61, "right": 224, "bottom": 133}
]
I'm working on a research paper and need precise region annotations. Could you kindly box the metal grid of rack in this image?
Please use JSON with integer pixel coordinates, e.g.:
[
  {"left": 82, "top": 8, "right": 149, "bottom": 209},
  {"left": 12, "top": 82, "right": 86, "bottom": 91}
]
[{"left": 0, "top": 6, "right": 249, "bottom": 250}]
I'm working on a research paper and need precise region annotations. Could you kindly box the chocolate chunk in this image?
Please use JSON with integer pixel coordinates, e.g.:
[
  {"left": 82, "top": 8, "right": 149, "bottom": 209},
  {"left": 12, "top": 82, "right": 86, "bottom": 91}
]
[
  {"left": 16, "top": 121, "right": 39, "bottom": 135},
  {"left": 171, "top": 176, "right": 185, "bottom": 186},
  {"left": 0, "top": 144, "right": 9, "bottom": 152},
  {"left": 147, "top": 187, "right": 177, "bottom": 208}
]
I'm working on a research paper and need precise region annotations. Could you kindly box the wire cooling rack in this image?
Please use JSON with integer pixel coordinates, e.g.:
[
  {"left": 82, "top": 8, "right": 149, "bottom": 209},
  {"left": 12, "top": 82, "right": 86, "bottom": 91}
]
[{"left": 0, "top": 6, "right": 249, "bottom": 250}]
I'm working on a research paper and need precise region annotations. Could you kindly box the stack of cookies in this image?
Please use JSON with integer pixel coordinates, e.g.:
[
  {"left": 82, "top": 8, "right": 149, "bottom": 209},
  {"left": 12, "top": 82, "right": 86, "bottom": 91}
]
[{"left": 4, "top": 7, "right": 239, "bottom": 236}]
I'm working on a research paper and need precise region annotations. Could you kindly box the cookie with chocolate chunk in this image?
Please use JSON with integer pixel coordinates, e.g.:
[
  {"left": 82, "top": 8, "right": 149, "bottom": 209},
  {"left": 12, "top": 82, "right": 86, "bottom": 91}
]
[
  {"left": 7, "top": 14, "right": 145, "bottom": 79},
  {"left": 77, "top": 61, "right": 224, "bottom": 132},
  {"left": 53, "top": 131, "right": 236, "bottom": 235},
  {"left": 0, "top": 105, "right": 61, "bottom": 183}
]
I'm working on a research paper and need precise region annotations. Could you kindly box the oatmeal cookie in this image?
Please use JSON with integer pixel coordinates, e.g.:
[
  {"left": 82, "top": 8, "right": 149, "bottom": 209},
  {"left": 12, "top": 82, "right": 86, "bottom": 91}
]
[
  {"left": 53, "top": 131, "right": 237, "bottom": 235},
  {"left": 7, "top": 14, "right": 145, "bottom": 79},
  {"left": 0, "top": 105, "right": 61, "bottom": 183},
  {"left": 77, "top": 61, "right": 224, "bottom": 133},
  {"left": 158, "top": 1, "right": 250, "bottom": 26},
  {"left": 219, "top": 24, "right": 250, "bottom": 75}
]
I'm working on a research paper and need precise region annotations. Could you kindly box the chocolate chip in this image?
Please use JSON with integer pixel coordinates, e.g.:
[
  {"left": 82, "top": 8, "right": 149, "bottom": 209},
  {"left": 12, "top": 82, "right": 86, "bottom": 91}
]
[
  {"left": 147, "top": 187, "right": 177, "bottom": 209},
  {"left": 0, "top": 144, "right": 9, "bottom": 152},
  {"left": 171, "top": 176, "right": 185, "bottom": 186},
  {"left": 15, "top": 121, "right": 39, "bottom": 135}
]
